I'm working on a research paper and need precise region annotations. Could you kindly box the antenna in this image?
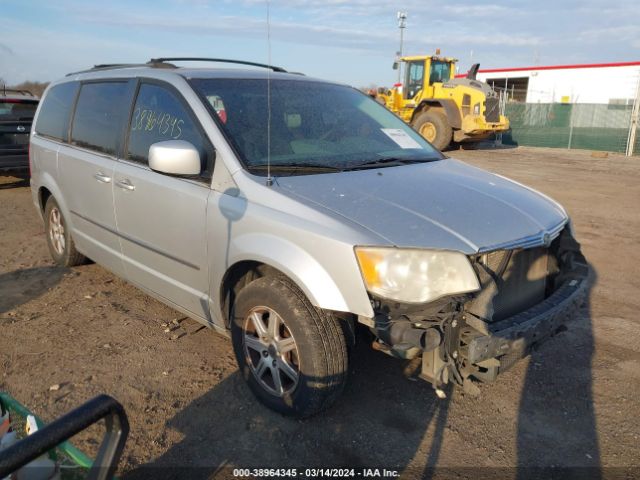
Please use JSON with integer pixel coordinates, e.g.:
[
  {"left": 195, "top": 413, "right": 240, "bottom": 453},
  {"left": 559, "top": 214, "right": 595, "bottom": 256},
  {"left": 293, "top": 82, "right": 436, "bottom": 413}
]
[
  {"left": 266, "top": 0, "right": 273, "bottom": 187},
  {"left": 396, "top": 11, "right": 407, "bottom": 84}
]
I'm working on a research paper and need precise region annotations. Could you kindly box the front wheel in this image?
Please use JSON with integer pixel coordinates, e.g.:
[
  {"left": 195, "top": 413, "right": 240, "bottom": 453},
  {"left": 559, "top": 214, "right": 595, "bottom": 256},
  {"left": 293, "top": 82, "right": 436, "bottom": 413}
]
[
  {"left": 412, "top": 110, "right": 453, "bottom": 151},
  {"left": 231, "top": 276, "right": 349, "bottom": 417}
]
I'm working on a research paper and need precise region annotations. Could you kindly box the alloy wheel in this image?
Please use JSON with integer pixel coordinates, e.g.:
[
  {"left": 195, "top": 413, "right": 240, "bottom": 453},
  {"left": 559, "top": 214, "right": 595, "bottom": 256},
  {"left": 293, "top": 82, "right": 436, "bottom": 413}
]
[
  {"left": 48, "top": 207, "right": 66, "bottom": 255},
  {"left": 243, "top": 306, "right": 300, "bottom": 397}
]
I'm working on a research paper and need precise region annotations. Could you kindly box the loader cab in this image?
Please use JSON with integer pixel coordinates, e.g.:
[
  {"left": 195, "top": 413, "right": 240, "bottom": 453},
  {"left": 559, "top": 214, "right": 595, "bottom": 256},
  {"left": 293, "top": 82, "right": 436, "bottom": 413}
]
[{"left": 402, "top": 56, "right": 457, "bottom": 99}]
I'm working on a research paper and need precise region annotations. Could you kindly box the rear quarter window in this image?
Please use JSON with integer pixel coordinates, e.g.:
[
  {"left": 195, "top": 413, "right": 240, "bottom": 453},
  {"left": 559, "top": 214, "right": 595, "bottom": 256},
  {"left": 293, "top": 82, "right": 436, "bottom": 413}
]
[
  {"left": 34, "top": 82, "right": 78, "bottom": 141},
  {"left": 71, "top": 82, "right": 130, "bottom": 156}
]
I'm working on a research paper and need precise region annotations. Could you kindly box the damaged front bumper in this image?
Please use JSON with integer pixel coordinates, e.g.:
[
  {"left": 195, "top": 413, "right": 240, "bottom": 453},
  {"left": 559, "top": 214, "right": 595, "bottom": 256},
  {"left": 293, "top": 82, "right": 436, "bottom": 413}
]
[
  {"left": 365, "top": 227, "right": 589, "bottom": 391},
  {"left": 464, "top": 264, "right": 588, "bottom": 382}
]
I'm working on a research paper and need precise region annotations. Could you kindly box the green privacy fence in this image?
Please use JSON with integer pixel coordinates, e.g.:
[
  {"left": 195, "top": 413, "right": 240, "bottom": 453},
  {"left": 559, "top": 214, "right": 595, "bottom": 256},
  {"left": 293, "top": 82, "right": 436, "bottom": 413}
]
[{"left": 500, "top": 103, "right": 639, "bottom": 155}]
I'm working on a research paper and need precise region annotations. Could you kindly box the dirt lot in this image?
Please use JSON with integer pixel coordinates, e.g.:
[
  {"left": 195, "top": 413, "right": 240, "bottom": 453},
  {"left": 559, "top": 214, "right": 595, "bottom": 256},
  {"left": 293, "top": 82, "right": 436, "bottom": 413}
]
[{"left": 1, "top": 146, "right": 639, "bottom": 479}]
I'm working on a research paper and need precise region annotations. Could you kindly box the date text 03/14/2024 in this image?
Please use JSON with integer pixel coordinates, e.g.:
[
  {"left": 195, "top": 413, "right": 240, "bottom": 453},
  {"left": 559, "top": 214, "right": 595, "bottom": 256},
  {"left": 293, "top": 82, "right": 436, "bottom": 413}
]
[{"left": 232, "top": 468, "right": 400, "bottom": 478}]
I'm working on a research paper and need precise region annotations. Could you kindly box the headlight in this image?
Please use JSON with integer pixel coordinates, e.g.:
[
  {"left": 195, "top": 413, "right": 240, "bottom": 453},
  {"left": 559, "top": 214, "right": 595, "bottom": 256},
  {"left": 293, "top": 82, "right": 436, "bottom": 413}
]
[
  {"left": 355, "top": 247, "right": 480, "bottom": 304},
  {"left": 473, "top": 103, "right": 481, "bottom": 115}
]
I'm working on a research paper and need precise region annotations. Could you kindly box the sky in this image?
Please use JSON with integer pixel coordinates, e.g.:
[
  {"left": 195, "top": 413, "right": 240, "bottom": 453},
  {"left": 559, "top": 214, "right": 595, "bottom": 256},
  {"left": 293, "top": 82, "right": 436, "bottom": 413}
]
[{"left": 1, "top": 0, "right": 639, "bottom": 87}]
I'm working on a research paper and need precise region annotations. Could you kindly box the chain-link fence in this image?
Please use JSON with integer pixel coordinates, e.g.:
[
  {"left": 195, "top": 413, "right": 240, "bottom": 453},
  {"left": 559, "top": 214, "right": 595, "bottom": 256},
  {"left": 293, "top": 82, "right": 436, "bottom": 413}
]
[
  {"left": 500, "top": 102, "right": 640, "bottom": 155},
  {"left": 490, "top": 71, "right": 640, "bottom": 156}
]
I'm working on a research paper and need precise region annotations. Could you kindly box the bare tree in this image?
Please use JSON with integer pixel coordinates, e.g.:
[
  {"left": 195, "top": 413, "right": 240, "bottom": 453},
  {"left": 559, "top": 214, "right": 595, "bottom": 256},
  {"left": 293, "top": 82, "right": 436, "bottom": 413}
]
[{"left": 10, "top": 81, "right": 49, "bottom": 98}]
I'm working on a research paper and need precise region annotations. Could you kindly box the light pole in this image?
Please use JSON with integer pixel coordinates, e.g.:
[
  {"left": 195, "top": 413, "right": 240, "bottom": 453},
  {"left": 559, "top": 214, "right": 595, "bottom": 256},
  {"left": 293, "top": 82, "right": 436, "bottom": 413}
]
[{"left": 397, "top": 11, "right": 407, "bottom": 84}]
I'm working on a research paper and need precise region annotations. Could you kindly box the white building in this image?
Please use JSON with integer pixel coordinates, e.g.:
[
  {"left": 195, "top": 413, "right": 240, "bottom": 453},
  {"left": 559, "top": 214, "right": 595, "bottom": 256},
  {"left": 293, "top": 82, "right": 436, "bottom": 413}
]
[{"left": 468, "top": 61, "right": 640, "bottom": 105}]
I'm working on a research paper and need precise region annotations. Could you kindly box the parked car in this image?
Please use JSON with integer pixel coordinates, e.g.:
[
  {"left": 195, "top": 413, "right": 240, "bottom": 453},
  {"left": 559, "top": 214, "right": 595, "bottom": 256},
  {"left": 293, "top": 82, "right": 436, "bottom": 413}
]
[
  {"left": 29, "top": 59, "right": 588, "bottom": 417},
  {"left": 0, "top": 87, "right": 38, "bottom": 176}
]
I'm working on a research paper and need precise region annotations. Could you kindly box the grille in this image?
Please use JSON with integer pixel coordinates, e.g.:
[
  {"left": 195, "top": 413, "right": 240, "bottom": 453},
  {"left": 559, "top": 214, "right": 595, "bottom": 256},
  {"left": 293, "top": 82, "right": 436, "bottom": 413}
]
[
  {"left": 484, "top": 97, "right": 500, "bottom": 123},
  {"left": 482, "top": 249, "right": 509, "bottom": 273},
  {"left": 480, "top": 247, "right": 550, "bottom": 321}
]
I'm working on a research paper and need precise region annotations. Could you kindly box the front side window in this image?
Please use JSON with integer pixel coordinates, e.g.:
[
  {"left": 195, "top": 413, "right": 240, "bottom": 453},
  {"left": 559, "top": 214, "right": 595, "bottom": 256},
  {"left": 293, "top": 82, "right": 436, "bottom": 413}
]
[
  {"left": 71, "top": 82, "right": 130, "bottom": 155},
  {"left": 429, "top": 61, "right": 451, "bottom": 84},
  {"left": 127, "top": 83, "right": 209, "bottom": 173},
  {"left": 35, "top": 82, "right": 78, "bottom": 141}
]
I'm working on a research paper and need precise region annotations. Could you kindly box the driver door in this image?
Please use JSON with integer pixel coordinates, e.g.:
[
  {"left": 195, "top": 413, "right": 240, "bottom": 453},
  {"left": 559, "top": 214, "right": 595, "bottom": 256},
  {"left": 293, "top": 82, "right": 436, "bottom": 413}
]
[
  {"left": 113, "top": 80, "right": 214, "bottom": 321},
  {"left": 404, "top": 61, "right": 426, "bottom": 100}
]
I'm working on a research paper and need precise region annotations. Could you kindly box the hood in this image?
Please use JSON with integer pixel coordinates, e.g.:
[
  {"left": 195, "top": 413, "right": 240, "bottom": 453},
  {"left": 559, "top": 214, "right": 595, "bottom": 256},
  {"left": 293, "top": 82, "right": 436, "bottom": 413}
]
[
  {"left": 444, "top": 77, "right": 495, "bottom": 97},
  {"left": 273, "top": 158, "right": 567, "bottom": 254}
]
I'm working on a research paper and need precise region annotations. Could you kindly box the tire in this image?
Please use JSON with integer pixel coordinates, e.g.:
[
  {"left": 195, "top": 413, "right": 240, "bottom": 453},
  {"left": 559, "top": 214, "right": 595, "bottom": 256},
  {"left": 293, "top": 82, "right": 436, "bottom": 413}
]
[
  {"left": 44, "top": 197, "right": 86, "bottom": 267},
  {"left": 231, "top": 276, "right": 349, "bottom": 417},
  {"left": 412, "top": 110, "right": 453, "bottom": 151}
]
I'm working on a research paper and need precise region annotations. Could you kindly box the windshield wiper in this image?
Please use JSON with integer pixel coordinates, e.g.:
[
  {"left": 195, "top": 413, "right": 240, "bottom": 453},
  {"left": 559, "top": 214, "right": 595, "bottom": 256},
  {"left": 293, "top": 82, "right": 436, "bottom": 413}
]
[
  {"left": 346, "top": 156, "right": 440, "bottom": 171},
  {"left": 247, "top": 163, "right": 344, "bottom": 173}
]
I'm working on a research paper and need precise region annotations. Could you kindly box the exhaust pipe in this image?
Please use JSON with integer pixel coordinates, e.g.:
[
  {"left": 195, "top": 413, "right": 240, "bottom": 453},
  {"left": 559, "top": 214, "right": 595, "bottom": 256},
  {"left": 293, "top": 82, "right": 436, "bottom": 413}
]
[{"left": 466, "top": 63, "right": 480, "bottom": 80}]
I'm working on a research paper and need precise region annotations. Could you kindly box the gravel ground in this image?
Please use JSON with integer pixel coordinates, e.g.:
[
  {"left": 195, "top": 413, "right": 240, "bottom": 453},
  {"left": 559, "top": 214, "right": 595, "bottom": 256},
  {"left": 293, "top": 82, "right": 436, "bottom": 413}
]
[{"left": 0, "top": 146, "right": 639, "bottom": 479}]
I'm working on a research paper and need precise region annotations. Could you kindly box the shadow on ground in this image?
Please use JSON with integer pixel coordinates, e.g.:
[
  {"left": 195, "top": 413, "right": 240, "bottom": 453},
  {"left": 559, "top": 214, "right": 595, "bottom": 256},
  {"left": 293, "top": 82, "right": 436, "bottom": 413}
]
[
  {"left": 124, "top": 332, "right": 453, "bottom": 479},
  {"left": 124, "top": 270, "right": 601, "bottom": 479},
  {"left": 0, "top": 266, "right": 67, "bottom": 314},
  {"left": 447, "top": 140, "right": 517, "bottom": 152},
  {"left": 516, "top": 268, "right": 601, "bottom": 480},
  {"left": 0, "top": 175, "right": 29, "bottom": 190}
]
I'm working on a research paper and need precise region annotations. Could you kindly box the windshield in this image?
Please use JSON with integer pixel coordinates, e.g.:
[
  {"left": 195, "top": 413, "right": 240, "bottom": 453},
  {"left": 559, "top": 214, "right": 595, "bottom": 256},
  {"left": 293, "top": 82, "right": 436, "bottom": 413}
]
[
  {"left": 189, "top": 78, "right": 443, "bottom": 173},
  {"left": 429, "top": 61, "right": 451, "bottom": 84}
]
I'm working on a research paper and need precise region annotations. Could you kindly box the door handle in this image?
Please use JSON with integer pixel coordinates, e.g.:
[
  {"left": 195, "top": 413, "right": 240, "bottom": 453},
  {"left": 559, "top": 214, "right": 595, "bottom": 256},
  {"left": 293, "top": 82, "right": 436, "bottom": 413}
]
[
  {"left": 115, "top": 179, "right": 135, "bottom": 191},
  {"left": 94, "top": 172, "right": 112, "bottom": 183}
]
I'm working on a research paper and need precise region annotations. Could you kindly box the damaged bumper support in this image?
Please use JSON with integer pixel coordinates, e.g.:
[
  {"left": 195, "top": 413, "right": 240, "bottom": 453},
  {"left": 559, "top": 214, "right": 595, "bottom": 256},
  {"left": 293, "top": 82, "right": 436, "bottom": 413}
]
[
  {"left": 366, "top": 227, "right": 590, "bottom": 392},
  {"left": 466, "top": 271, "right": 588, "bottom": 381}
]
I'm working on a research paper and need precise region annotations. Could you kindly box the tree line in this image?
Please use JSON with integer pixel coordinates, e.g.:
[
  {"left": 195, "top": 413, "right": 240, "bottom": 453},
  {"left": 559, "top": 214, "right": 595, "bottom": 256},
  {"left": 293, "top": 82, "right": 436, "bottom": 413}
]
[{"left": 1, "top": 78, "right": 50, "bottom": 98}]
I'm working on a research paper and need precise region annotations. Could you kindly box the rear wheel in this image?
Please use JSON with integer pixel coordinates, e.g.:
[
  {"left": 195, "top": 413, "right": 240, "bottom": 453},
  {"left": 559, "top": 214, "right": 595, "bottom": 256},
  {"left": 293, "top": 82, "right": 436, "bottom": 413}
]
[
  {"left": 412, "top": 110, "right": 453, "bottom": 151},
  {"left": 44, "top": 197, "right": 86, "bottom": 267},
  {"left": 231, "top": 276, "right": 349, "bottom": 417}
]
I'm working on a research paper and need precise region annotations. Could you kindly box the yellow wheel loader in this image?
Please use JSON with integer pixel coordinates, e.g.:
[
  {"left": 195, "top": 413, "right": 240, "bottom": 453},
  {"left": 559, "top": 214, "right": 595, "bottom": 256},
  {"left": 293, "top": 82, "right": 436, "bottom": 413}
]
[{"left": 378, "top": 54, "right": 509, "bottom": 150}]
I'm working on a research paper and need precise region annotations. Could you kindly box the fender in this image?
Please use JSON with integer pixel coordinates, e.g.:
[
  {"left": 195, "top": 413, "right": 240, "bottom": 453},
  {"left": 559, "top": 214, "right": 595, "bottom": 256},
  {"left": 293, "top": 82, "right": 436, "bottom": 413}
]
[
  {"left": 223, "top": 232, "right": 374, "bottom": 318},
  {"left": 34, "top": 171, "right": 74, "bottom": 229},
  {"left": 415, "top": 99, "right": 462, "bottom": 129}
]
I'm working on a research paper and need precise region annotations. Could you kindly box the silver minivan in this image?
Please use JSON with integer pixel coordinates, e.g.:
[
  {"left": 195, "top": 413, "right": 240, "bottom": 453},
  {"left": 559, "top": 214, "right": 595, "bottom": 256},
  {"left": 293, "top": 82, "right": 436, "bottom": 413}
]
[{"left": 30, "top": 59, "right": 588, "bottom": 417}]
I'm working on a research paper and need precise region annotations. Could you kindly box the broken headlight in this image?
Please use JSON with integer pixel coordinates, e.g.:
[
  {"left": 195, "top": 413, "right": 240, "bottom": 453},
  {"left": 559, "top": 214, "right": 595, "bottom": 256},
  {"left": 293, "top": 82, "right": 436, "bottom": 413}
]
[{"left": 355, "top": 247, "right": 480, "bottom": 304}]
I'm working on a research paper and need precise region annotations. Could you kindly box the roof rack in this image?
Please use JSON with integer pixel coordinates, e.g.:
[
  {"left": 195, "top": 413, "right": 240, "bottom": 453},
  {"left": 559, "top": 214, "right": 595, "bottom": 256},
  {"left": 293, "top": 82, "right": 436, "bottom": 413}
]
[
  {"left": 66, "top": 57, "right": 287, "bottom": 77},
  {"left": 66, "top": 62, "right": 176, "bottom": 76},
  {"left": 149, "top": 57, "right": 287, "bottom": 73},
  {"left": 1, "top": 85, "right": 35, "bottom": 97}
]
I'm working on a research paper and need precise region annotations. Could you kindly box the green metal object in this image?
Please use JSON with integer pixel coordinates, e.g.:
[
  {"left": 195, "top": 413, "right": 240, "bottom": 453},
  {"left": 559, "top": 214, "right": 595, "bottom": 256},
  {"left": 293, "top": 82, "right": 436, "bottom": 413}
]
[
  {"left": 0, "top": 391, "right": 93, "bottom": 469},
  {"left": 502, "top": 103, "right": 639, "bottom": 155}
]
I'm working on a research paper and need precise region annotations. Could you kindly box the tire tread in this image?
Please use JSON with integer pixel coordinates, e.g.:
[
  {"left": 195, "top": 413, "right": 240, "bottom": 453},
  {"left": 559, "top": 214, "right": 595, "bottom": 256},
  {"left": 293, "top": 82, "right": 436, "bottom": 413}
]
[
  {"left": 44, "top": 197, "right": 86, "bottom": 267},
  {"left": 232, "top": 275, "right": 349, "bottom": 417}
]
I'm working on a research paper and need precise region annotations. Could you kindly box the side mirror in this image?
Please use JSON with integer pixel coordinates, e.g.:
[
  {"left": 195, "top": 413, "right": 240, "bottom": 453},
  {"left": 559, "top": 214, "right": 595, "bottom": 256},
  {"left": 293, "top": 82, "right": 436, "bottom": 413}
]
[
  {"left": 148, "top": 140, "right": 201, "bottom": 176},
  {"left": 392, "top": 61, "right": 399, "bottom": 70}
]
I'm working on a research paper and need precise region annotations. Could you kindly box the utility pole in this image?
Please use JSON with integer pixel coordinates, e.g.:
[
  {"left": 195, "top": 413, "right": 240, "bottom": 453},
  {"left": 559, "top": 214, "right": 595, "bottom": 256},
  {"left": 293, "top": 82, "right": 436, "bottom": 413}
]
[{"left": 397, "top": 11, "right": 407, "bottom": 84}]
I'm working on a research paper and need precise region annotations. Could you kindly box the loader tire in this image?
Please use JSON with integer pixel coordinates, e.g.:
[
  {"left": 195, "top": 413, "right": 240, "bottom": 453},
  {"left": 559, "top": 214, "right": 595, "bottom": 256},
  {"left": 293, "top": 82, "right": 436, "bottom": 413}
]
[{"left": 413, "top": 110, "right": 453, "bottom": 151}]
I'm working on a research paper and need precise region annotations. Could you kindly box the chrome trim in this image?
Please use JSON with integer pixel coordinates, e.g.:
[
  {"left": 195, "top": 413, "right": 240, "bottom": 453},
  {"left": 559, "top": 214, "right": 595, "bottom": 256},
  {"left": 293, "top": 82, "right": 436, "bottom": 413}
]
[
  {"left": 93, "top": 172, "right": 112, "bottom": 183},
  {"left": 115, "top": 179, "right": 135, "bottom": 191},
  {"left": 477, "top": 219, "right": 567, "bottom": 253}
]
